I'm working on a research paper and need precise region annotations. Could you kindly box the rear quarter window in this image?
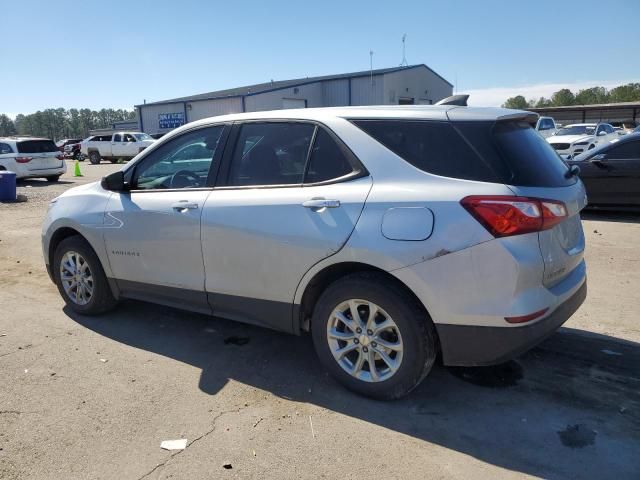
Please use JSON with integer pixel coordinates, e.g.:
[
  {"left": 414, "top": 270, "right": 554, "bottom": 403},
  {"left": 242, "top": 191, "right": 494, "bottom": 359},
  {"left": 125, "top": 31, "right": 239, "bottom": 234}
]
[
  {"left": 352, "top": 120, "right": 502, "bottom": 183},
  {"left": 17, "top": 140, "right": 58, "bottom": 153}
]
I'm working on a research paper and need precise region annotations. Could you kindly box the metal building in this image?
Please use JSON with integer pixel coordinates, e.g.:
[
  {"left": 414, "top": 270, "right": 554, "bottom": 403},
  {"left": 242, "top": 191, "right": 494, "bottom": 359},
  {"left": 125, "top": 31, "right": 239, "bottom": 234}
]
[{"left": 135, "top": 64, "right": 453, "bottom": 134}]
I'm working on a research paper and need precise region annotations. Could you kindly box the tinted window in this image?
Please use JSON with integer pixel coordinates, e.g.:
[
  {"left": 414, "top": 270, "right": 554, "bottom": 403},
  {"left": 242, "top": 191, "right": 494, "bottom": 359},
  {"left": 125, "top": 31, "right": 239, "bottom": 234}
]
[
  {"left": 458, "top": 121, "right": 574, "bottom": 187},
  {"left": 113, "top": 133, "right": 122, "bottom": 142},
  {"left": 133, "top": 126, "right": 223, "bottom": 190},
  {"left": 0, "top": 143, "right": 13, "bottom": 154},
  {"left": 17, "top": 140, "right": 58, "bottom": 153},
  {"left": 352, "top": 120, "right": 502, "bottom": 183},
  {"left": 228, "top": 122, "right": 314, "bottom": 186},
  {"left": 539, "top": 118, "right": 554, "bottom": 130},
  {"left": 305, "top": 128, "right": 354, "bottom": 183},
  {"left": 606, "top": 140, "right": 640, "bottom": 159}
]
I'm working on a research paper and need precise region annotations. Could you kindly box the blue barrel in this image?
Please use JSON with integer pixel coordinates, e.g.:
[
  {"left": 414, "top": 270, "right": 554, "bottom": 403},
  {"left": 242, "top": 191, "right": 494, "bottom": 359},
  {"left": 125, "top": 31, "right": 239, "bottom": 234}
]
[{"left": 0, "top": 171, "right": 17, "bottom": 201}]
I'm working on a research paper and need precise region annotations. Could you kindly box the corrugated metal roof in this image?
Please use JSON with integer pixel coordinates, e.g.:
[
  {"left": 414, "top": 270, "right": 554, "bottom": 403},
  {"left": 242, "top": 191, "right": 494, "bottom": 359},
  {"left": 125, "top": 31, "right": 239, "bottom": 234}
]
[
  {"left": 136, "top": 64, "right": 452, "bottom": 107},
  {"left": 530, "top": 101, "right": 640, "bottom": 112}
]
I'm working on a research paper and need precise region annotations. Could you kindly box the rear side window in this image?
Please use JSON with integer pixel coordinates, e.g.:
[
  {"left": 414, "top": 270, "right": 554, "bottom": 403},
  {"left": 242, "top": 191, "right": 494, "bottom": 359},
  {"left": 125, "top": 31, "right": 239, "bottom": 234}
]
[
  {"left": 352, "top": 120, "right": 501, "bottom": 183},
  {"left": 17, "top": 140, "right": 58, "bottom": 153},
  {"left": 0, "top": 143, "right": 13, "bottom": 154},
  {"left": 305, "top": 128, "right": 354, "bottom": 183},
  {"left": 228, "top": 122, "right": 314, "bottom": 186},
  {"left": 457, "top": 121, "right": 574, "bottom": 187}
]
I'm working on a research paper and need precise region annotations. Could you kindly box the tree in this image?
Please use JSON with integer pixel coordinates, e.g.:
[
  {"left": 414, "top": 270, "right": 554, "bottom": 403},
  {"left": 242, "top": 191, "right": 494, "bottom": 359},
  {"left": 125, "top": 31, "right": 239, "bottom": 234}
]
[
  {"left": 502, "top": 95, "right": 529, "bottom": 109},
  {"left": 2, "top": 108, "right": 137, "bottom": 140},
  {"left": 0, "top": 114, "right": 16, "bottom": 136},
  {"left": 551, "top": 88, "right": 575, "bottom": 106},
  {"left": 534, "top": 97, "right": 552, "bottom": 108},
  {"left": 608, "top": 83, "right": 640, "bottom": 103},
  {"left": 574, "top": 87, "right": 609, "bottom": 105}
]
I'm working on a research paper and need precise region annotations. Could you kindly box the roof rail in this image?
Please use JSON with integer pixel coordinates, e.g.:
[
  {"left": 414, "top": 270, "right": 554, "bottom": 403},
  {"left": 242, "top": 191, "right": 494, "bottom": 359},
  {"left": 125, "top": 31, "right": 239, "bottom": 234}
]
[{"left": 435, "top": 94, "right": 469, "bottom": 106}]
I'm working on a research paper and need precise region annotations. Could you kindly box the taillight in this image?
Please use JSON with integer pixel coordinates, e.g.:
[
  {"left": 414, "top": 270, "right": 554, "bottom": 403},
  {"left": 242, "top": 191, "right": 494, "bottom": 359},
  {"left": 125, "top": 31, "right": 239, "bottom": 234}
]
[
  {"left": 15, "top": 156, "right": 33, "bottom": 163},
  {"left": 56, "top": 154, "right": 64, "bottom": 160},
  {"left": 461, "top": 196, "right": 567, "bottom": 238}
]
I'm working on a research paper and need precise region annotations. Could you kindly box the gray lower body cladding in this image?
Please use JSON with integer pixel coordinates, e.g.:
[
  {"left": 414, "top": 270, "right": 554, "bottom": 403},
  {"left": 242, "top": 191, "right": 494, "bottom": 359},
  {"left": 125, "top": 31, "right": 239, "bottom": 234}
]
[{"left": 436, "top": 281, "right": 587, "bottom": 366}]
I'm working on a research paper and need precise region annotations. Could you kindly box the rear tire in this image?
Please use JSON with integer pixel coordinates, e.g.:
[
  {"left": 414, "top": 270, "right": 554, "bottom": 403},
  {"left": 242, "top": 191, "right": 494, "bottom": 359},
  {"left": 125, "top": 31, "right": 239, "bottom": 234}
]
[
  {"left": 53, "top": 235, "right": 118, "bottom": 315},
  {"left": 46, "top": 175, "right": 61, "bottom": 182},
  {"left": 110, "top": 159, "right": 118, "bottom": 164},
  {"left": 311, "top": 272, "right": 438, "bottom": 400},
  {"left": 89, "top": 151, "right": 101, "bottom": 165}
]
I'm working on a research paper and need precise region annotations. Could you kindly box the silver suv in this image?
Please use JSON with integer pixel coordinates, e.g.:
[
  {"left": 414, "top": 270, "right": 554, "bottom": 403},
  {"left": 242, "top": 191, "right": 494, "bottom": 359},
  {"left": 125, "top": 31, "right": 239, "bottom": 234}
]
[{"left": 42, "top": 105, "right": 587, "bottom": 399}]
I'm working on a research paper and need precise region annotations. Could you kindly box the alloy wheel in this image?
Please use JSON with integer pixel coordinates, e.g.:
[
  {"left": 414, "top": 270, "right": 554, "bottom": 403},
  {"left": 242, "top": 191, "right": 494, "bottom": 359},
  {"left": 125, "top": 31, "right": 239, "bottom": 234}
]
[
  {"left": 59, "top": 251, "right": 94, "bottom": 306},
  {"left": 327, "top": 299, "right": 403, "bottom": 382}
]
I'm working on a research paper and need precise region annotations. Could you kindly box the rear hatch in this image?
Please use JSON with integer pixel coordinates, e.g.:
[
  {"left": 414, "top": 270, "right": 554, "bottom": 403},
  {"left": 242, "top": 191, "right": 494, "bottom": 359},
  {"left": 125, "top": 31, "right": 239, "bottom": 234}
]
[
  {"left": 453, "top": 118, "right": 586, "bottom": 287},
  {"left": 17, "top": 139, "right": 62, "bottom": 171}
]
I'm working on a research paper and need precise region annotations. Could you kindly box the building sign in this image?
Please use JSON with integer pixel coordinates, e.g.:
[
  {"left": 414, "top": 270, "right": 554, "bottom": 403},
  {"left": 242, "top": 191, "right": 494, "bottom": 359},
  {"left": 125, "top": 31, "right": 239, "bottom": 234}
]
[{"left": 158, "top": 112, "right": 185, "bottom": 129}]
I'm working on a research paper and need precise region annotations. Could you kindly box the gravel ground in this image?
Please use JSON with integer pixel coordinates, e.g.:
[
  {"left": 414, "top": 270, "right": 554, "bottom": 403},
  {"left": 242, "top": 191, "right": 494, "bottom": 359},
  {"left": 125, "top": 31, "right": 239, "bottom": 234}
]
[{"left": 0, "top": 160, "right": 639, "bottom": 479}]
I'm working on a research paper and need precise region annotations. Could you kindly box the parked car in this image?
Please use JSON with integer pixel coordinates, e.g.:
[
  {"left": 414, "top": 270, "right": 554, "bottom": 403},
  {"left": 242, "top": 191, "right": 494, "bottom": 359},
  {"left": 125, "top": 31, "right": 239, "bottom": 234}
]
[
  {"left": 547, "top": 123, "right": 618, "bottom": 159},
  {"left": 0, "top": 136, "right": 67, "bottom": 181},
  {"left": 534, "top": 116, "right": 557, "bottom": 138},
  {"left": 63, "top": 142, "right": 84, "bottom": 160},
  {"left": 569, "top": 133, "right": 640, "bottom": 207},
  {"left": 56, "top": 138, "right": 83, "bottom": 152},
  {"left": 43, "top": 105, "right": 587, "bottom": 399},
  {"left": 79, "top": 132, "right": 155, "bottom": 164}
]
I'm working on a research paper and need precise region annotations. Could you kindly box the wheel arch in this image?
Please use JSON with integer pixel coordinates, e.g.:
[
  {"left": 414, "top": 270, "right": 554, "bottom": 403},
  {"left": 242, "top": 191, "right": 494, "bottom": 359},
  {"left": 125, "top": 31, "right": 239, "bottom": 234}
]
[{"left": 297, "top": 261, "right": 433, "bottom": 336}]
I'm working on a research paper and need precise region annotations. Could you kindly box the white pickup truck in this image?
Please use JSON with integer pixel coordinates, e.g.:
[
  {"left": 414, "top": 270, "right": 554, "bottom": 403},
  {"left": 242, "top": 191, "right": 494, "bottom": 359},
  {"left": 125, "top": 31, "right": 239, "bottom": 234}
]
[{"left": 80, "top": 132, "right": 155, "bottom": 164}]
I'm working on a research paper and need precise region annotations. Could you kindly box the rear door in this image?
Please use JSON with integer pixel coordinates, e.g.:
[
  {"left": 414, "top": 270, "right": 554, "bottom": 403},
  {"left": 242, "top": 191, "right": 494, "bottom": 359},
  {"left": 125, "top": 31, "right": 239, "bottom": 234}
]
[
  {"left": 16, "top": 139, "right": 62, "bottom": 171},
  {"left": 201, "top": 121, "right": 371, "bottom": 332}
]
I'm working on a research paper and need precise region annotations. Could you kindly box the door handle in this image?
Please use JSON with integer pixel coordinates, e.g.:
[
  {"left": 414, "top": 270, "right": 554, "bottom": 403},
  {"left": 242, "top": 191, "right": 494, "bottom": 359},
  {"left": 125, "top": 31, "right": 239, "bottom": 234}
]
[
  {"left": 172, "top": 201, "right": 199, "bottom": 211},
  {"left": 302, "top": 198, "right": 341, "bottom": 209}
]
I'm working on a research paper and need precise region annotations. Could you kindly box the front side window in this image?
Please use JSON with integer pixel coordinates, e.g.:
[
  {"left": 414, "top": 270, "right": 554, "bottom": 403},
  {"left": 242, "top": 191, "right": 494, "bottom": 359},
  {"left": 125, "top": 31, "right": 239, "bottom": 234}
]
[
  {"left": 133, "top": 126, "right": 223, "bottom": 190},
  {"left": 228, "top": 122, "right": 314, "bottom": 186},
  {"left": 606, "top": 140, "right": 640, "bottom": 159},
  {"left": 124, "top": 134, "right": 135, "bottom": 142},
  {"left": 305, "top": 128, "right": 355, "bottom": 183}
]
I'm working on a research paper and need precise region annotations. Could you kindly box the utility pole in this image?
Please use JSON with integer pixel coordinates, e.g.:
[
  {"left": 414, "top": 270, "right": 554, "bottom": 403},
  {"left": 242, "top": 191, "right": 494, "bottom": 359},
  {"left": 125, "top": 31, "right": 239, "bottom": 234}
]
[{"left": 400, "top": 34, "right": 408, "bottom": 67}]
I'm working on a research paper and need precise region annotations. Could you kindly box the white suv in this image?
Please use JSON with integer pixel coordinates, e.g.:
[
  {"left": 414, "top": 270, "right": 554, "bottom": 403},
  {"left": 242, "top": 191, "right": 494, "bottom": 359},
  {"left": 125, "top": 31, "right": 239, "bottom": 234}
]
[
  {"left": 43, "top": 105, "right": 587, "bottom": 399},
  {"left": 0, "top": 137, "right": 67, "bottom": 181}
]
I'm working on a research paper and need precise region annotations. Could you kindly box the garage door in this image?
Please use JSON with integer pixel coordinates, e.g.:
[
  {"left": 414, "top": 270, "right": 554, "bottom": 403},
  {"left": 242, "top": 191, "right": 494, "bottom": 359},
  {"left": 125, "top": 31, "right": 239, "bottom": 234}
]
[{"left": 282, "top": 98, "right": 307, "bottom": 109}]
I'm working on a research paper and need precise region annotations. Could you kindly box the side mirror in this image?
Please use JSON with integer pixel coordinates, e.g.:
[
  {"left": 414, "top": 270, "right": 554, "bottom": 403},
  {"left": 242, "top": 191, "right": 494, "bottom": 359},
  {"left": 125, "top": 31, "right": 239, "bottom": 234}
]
[
  {"left": 597, "top": 131, "right": 607, "bottom": 136},
  {"left": 101, "top": 171, "right": 128, "bottom": 191}
]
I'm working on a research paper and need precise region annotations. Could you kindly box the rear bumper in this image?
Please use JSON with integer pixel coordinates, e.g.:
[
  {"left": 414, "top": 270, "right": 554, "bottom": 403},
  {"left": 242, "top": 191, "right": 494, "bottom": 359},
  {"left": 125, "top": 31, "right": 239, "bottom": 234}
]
[{"left": 436, "top": 280, "right": 587, "bottom": 366}]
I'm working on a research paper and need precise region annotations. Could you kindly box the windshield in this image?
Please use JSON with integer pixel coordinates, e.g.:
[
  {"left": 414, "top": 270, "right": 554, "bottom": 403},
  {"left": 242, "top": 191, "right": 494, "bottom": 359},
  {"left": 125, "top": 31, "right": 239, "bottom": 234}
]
[
  {"left": 556, "top": 125, "right": 595, "bottom": 136},
  {"left": 133, "top": 133, "right": 152, "bottom": 141}
]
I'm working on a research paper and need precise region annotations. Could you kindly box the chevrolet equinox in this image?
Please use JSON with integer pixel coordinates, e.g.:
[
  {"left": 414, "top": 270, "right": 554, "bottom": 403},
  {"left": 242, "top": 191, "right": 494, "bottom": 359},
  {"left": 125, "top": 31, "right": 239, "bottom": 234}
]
[{"left": 43, "top": 104, "right": 587, "bottom": 399}]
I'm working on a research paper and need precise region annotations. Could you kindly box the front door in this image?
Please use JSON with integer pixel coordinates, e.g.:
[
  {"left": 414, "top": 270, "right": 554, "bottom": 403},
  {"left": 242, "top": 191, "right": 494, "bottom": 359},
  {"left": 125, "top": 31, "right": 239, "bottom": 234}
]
[
  {"left": 201, "top": 122, "right": 372, "bottom": 331},
  {"left": 103, "top": 125, "right": 227, "bottom": 312}
]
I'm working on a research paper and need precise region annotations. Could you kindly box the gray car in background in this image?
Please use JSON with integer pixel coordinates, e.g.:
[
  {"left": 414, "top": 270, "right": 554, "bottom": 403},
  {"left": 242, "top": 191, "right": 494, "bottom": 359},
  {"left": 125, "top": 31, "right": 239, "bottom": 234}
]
[{"left": 42, "top": 104, "right": 587, "bottom": 399}]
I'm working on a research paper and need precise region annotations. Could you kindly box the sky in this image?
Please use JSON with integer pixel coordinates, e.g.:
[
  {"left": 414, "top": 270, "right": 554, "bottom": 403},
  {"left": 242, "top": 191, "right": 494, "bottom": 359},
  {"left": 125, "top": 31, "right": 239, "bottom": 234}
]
[{"left": 1, "top": 0, "right": 639, "bottom": 117}]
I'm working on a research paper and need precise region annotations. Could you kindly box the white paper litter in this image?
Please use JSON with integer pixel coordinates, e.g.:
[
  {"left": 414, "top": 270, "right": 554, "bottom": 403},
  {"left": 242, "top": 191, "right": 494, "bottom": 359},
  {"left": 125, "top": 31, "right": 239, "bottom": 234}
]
[{"left": 160, "top": 439, "right": 188, "bottom": 450}]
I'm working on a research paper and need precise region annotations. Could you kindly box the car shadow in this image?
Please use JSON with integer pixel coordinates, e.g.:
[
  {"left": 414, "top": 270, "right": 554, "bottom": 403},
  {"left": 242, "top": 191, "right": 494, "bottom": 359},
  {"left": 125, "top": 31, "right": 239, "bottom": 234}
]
[
  {"left": 17, "top": 179, "right": 74, "bottom": 187},
  {"left": 581, "top": 209, "right": 640, "bottom": 224},
  {"left": 65, "top": 301, "right": 640, "bottom": 479}
]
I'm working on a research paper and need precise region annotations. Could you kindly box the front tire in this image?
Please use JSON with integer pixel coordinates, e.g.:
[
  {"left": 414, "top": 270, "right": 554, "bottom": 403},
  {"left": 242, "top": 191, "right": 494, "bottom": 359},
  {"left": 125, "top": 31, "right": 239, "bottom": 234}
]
[
  {"left": 88, "top": 151, "right": 101, "bottom": 165},
  {"left": 53, "top": 236, "right": 118, "bottom": 315},
  {"left": 311, "top": 272, "right": 438, "bottom": 400}
]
